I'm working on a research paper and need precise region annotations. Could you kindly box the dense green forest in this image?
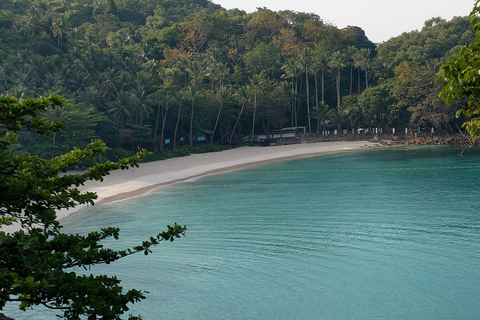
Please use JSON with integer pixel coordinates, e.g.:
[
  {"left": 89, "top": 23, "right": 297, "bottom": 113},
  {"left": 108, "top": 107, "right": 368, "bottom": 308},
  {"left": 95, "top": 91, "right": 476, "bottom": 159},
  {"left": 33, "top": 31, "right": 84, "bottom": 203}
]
[{"left": 0, "top": 0, "right": 474, "bottom": 159}]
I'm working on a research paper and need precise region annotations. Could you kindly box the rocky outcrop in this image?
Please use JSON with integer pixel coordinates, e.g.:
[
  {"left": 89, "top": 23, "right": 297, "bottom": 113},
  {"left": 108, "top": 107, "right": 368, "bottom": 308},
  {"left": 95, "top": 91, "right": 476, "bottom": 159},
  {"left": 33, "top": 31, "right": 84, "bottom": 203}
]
[{"left": 379, "top": 135, "right": 472, "bottom": 146}]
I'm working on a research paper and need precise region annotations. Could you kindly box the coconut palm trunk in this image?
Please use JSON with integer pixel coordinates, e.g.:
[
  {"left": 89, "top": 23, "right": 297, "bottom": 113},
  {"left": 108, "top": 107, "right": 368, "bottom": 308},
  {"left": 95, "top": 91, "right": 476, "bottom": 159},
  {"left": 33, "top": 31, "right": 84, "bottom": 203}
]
[{"left": 230, "top": 86, "right": 249, "bottom": 146}]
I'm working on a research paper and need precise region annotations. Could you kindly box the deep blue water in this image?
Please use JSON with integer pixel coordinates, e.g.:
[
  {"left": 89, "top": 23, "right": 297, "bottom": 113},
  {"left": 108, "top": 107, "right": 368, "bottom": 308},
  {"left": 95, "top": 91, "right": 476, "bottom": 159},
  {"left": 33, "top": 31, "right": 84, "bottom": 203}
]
[{"left": 5, "top": 145, "right": 480, "bottom": 319}]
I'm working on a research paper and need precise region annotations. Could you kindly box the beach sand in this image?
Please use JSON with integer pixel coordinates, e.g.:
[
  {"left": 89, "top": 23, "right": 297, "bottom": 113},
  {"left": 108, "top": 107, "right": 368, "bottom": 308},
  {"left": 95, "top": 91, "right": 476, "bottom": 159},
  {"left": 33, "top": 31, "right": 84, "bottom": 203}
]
[{"left": 2, "top": 140, "right": 377, "bottom": 232}]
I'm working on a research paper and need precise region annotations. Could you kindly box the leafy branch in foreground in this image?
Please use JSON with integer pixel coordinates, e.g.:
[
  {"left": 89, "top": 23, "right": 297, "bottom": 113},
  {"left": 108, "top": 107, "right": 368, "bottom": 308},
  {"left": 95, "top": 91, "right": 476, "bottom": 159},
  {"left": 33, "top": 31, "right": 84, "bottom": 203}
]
[
  {"left": 439, "top": 0, "right": 480, "bottom": 144},
  {"left": 0, "top": 95, "right": 186, "bottom": 319}
]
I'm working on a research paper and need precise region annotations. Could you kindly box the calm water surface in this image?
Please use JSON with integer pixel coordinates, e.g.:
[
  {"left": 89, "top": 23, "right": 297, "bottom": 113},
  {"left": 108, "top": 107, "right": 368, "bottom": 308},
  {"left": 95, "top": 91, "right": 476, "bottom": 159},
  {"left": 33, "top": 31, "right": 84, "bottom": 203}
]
[{"left": 6, "top": 145, "right": 480, "bottom": 319}]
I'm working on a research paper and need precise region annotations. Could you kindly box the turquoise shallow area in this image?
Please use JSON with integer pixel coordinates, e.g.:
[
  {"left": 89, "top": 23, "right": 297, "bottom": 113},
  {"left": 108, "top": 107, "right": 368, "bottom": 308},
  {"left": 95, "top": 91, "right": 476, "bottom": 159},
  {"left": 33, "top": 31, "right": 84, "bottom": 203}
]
[{"left": 6, "top": 145, "right": 480, "bottom": 319}]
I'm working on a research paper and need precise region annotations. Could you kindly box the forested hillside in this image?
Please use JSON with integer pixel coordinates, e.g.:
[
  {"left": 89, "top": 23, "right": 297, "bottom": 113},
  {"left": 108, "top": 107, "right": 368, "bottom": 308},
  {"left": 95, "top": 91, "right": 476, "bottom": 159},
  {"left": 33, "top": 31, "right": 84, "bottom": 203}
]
[{"left": 0, "top": 0, "right": 474, "bottom": 159}]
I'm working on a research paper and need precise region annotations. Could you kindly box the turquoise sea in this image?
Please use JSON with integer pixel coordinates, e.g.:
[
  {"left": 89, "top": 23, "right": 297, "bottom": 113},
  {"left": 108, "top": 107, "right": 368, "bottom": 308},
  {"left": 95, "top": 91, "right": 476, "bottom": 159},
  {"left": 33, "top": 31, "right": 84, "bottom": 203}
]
[{"left": 5, "top": 145, "right": 480, "bottom": 319}]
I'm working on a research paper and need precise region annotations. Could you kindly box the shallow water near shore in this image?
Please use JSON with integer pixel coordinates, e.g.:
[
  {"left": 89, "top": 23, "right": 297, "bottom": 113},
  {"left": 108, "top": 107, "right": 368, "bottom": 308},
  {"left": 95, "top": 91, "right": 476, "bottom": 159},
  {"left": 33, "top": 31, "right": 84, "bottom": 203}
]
[{"left": 5, "top": 145, "right": 480, "bottom": 319}]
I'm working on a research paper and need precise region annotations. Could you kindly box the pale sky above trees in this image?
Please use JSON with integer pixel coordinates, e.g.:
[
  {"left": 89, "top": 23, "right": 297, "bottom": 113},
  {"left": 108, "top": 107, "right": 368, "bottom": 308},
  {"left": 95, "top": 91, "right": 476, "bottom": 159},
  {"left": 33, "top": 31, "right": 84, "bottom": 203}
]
[{"left": 212, "top": 0, "right": 474, "bottom": 43}]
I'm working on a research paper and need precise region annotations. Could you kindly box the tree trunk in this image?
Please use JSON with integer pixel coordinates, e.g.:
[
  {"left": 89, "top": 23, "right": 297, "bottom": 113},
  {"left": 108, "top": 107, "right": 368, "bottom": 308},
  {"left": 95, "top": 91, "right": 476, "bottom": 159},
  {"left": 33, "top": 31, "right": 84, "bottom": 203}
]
[
  {"left": 230, "top": 103, "right": 244, "bottom": 146},
  {"left": 291, "top": 78, "right": 295, "bottom": 127},
  {"left": 336, "top": 68, "right": 341, "bottom": 108},
  {"left": 365, "top": 69, "right": 368, "bottom": 89},
  {"left": 305, "top": 67, "right": 311, "bottom": 133},
  {"left": 321, "top": 69, "right": 325, "bottom": 103},
  {"left": 294, "top": 78, "right": 298, "bottom": 128},
  {"left": 154, "top": 104, "right": 161, "bottom": 151},
  {"left": 251, "top": 93, "right": 257, "bottom": 141},
  {"left": 189, "top": 101, "right": 194, "bottom": 146},
  {"left": 350, "top": 65, "right": 353, "bottom": 95},
  {"left": 357, "top": 68, "right": 361, "bottom": 95},
  {"left": 160, "top": 107, "right": 168, "bottom": 151},
  {"left": 211, "top": 101, "right": 223, "bottom": 143},
  {"left": 173, "top": 102, "right": 181, "bottom": 150}
]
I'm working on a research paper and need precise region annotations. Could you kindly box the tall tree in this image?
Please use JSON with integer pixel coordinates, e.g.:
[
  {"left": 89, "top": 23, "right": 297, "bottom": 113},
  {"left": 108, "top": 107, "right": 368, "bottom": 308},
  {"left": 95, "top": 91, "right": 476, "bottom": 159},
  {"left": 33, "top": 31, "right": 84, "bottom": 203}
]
[
  {"left": 51, "top": 17, "right": 67, "bottom": 50},
  {"left": 152, "top": 91, "right": 173, "bottom": 151},
  {"left": 328, "top": 51, "right": 346, "bottom": 109},
  {"left": 185, "top": 85, "right": 201, "bottom": 146},
  {"left": 107, "top": 90, "right": 132, "bottom": 128},
  {"left": 210, "top": 85, "right": 228, "bottom": 143},
  {"left": 298, "top": 48, "right": 312, "bottom": 133},
  {"left": 281, "top": 59, "right": 300, "bottom": 127},
  {"left": 312, "top": 101, "right": 332, "bottom": 135},
  {"left": 346, "top": 46, "right": 358, "bottom": 95},
  {"left": 173, "top": 88, "right": 186, "bottom": 150},
  {"left": 185, "top": 58, "right": 204, "bottom": 86},
  {"left": 356, "top": 48, "right": 372, "bottom": 89},
  {"left": 312, "top": 42, "right": 331, "bottom": 105},
  {"left": 230, "top": 85, "right": 249, "bottom": 145},
  {"left": 249, "top": 74, "right": 263, "bottom": 141},
  {"left": 131, "top": 87, "right": 152, "bottom": 125}
]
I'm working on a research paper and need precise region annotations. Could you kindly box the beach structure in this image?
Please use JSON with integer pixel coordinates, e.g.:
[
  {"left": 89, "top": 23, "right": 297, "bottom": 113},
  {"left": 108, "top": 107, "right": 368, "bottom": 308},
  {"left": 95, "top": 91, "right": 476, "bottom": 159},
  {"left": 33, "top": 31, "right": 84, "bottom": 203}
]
[{"left": 256, "top": 127, "right": 306, "bottom": 144}]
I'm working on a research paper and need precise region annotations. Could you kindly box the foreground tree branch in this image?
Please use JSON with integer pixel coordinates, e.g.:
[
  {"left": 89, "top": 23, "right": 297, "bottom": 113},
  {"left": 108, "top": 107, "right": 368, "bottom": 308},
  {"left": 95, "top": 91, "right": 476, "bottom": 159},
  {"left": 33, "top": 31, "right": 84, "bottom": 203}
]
[{"left": 0, "top": 95, "right": 186, "bottom": 319}]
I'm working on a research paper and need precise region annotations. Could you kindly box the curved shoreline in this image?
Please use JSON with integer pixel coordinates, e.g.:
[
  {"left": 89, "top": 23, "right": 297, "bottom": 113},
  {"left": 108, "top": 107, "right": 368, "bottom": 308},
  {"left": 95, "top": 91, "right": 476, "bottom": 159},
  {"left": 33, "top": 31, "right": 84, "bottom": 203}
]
[
  {"left": 83, "top": 140, "right": 377, "bottom": 207},
  {"left": 1, "top": 141, "right": 377, "bottom": 232}
]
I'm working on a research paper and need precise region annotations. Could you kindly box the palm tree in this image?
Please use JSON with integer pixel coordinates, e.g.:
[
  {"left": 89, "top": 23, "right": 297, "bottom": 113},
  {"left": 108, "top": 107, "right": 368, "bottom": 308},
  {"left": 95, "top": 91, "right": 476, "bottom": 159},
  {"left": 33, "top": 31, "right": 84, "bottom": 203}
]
[
  {"left": 425, "top": 58, "right": 441, "bottom": 73},
  {"left": 108, "top": 90, "right": 132, "bottom": 128},
  {"left": 175, "top": 56, "right": 190, "bottom": 87},
  {"left": 249, "top": 74, "right": 263, "bottom": 141},
  {"left": 131, "top": 87, "right": 152, "bottom": 125},
  {"left": 334, "top": 103, "right": 349, "bottom": 134},
  {"left": 99, "top": 67, "right": 120, "bottom": 98},
  {"left": 230, "top": 85, "right": 250, "bottom": 145},
  {"left": 356, "top": 48, "right": 372, "bottom": 89},
  {"left": 328, "top": 51, "right": 346, "bottom": 109},
  {"left": 353, "top": 53, "right": 362, "bottom": 94},
  {"left": 313, "top": 101, "right": 332, "bottom": 135},
  {"left": 44, "top": 106, "right": 67, "bottom": 156},
  {"left": 216, "top": 62, "right": 230, "bottom": 88},
  {"left": 346, "top": 46, "right": 358, "bottom": 95},
  {"left": 186, "top": 59, "right": 204, "bottom": 86},
  {"left": 167, "top": 67, "right": 182, "bottom": 92},
  {"left": 51, "top": 17, "right": 67, "bottom": 50},
  {"left": 13, "top": 63, "right": 37, "bottom": 91},
  {"left": 204, "top": 49, "right": 219, "bottom": 90},
  {"left": 39, "top": 73, "right": 65, "bottom": 95},
  {"left": 312, "top": 43, "right": 332, "bottom": 108},
  {"left": 298, "top": 48, "right": 312, "bottom": 133},
  {"left": 26, "top": 5, "right": 41, "bottom": 38},
  {"left": 173, "top": 89, "right": 186, "bottom": 150},
  {"left": 281, "top": 59, "right": 301, "bottom": 127},
  {"left": 115, "top": 70, "right": 132, "bottom": 92},
  {"left": 0, "top": 58, "right": 15, "bottom": 89},
  {"left": 151, "top": 91, "right": 172, "bottom": 151},
  {"left": 75, "top": 85, "right": 102, "bottom": 110},
  {"left": 343, "top": 97, "right": 362, "bottom": 130},
  {"left": 185, "top": 85, "right": 201, "bottom": 146},
  {"left": 211, "top": 85, "right": 229, "bottom": 143}
]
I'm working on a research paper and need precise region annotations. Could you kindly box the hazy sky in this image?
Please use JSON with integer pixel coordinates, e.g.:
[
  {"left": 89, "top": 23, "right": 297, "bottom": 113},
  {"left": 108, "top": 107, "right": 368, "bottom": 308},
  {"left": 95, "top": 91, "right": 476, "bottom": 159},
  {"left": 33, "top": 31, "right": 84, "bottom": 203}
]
[{"left": 211, "top": 0, "right": 475, "bottom": 43}]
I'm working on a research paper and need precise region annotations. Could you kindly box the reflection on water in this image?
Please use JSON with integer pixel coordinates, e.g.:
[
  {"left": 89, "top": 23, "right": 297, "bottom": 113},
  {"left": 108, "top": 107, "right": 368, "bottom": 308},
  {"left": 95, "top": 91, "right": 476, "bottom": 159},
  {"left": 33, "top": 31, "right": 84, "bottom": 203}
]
[{"left": 6, "top": 146, "right": 480, "bottom": 320}]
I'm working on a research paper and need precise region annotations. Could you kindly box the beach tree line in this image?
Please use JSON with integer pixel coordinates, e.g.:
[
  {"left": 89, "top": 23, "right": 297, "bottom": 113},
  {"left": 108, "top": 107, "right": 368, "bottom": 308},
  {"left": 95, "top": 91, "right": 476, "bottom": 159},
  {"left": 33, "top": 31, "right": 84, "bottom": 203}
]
[{"left": 0, "top": 0, "right": 474, "bottom": 159}]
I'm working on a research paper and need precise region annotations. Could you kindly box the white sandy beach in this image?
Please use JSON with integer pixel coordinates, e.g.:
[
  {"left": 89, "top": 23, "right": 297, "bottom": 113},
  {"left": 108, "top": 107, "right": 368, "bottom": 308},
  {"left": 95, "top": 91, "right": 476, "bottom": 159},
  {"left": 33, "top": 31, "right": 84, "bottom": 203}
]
[
  {"left": 65, "top": 140, "right": 377, "bottom": 215},
  {"left": 1, "top": 140, "right": 377, "bottom": 232}
]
